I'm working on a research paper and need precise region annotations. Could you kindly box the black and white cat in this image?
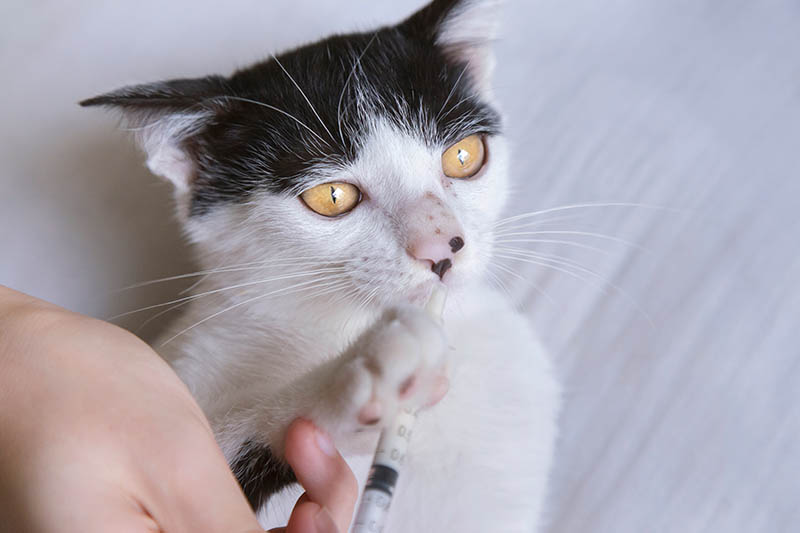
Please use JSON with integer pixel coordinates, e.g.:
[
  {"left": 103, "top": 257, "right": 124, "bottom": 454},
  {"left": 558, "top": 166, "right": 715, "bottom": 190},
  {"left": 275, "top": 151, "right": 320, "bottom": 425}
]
[{"left": 83, "top": 0, "right": 560, "bottom": 530}]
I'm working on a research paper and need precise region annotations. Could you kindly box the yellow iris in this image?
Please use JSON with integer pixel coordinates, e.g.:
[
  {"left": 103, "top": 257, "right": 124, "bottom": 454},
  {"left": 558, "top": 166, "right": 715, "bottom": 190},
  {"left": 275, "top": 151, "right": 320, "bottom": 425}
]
[
  {"left": 301, "top": 182, "right": 361, "bottom": 217},
  {"left": 442, "top": 134, "right": 486, "bottom": 179}
]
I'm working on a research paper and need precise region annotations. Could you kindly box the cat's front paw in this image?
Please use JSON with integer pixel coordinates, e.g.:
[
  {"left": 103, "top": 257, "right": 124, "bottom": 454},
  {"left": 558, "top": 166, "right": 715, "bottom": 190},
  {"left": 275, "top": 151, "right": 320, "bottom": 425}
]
[{"left": 338, "top": 306, "right": 449, "bottom": 428}]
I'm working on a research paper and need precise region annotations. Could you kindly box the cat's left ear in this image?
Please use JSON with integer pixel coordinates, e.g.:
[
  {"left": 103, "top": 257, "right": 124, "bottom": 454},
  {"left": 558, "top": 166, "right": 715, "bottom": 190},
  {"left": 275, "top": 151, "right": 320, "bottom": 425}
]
[{"left": 402, "top": 0, "right": 503, "bottom": 94}]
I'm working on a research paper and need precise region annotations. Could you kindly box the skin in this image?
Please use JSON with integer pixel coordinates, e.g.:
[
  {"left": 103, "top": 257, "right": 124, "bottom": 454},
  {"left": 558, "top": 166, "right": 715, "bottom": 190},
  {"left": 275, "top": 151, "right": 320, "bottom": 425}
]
[{"left": 0, "top": 286, "right": 357, "bottom": 533}]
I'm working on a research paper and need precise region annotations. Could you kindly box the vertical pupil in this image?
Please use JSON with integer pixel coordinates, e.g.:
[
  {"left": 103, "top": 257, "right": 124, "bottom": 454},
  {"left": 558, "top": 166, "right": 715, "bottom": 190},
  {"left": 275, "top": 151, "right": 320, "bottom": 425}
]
[
  {"left": 330, "top": 186, "right": 339, "bottom": 204},
  {"left": 457, "top": 149, "right": 470, "bottom": 166}
]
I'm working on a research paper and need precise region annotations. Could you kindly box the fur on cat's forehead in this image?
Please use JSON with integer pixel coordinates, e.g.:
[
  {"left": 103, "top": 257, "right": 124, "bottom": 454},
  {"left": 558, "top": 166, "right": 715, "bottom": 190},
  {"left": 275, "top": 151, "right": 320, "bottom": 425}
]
[{"left": 81, "top": 0, "right": 503, "bottom": 216}]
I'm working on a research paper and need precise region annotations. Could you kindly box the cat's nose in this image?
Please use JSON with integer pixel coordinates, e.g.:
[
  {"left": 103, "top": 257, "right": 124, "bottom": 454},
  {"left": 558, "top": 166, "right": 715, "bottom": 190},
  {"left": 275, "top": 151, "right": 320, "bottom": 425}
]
[
  {"left": 404, "top": 193, "right": 466, "bottom": 280},
  {"left": 410, "top": 236, "right": 464, "bottom": 279}
]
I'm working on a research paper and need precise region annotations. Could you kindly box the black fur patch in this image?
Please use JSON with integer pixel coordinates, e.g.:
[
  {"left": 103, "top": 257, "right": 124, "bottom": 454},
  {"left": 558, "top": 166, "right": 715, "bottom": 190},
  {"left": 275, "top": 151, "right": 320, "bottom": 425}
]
[
  {"left": 81, "top": 0, "right": 501, "bottom": 216},
  {"left": 230, "top": 440, "right": 297, "bottom": 512}
]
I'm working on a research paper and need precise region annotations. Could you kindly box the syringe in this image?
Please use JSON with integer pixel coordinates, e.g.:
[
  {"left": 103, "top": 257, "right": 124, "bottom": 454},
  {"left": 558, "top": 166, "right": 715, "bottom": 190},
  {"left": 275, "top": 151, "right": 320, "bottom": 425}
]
[{"left": 351, "top": 285, "right": 447, "bottom": 533}]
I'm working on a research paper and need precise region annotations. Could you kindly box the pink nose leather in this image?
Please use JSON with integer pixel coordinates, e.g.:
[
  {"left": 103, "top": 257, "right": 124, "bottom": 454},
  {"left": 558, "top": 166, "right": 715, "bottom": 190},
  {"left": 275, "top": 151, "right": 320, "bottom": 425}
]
[
  {"left": 411, "top": 238, "right": 455, "bottom": 266},
  {"left": 405, "top": 194, "right": 465, "bottom": 279}
]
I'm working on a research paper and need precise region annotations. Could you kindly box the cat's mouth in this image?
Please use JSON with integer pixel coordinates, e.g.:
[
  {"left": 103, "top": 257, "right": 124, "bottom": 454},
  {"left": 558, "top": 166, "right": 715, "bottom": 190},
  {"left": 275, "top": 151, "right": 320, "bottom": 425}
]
[{"left": 404, "top": 278, "right": 449, "bottom": 306}]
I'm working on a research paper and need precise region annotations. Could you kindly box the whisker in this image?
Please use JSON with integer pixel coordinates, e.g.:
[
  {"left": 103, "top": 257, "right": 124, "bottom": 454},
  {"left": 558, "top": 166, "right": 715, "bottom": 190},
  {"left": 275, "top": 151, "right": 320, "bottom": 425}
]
[
  {"left": 296, "top": 279, "right": 352, "bottom": 302},
  {"left": 438, "top": 93, "right": 477, "bottom": 122},
  {"left": 160, "top": 275, "right": 350, "bottom": 346},
  {"left": 493, "top": 251, "right": 654, "bottom": 326},
  {"left": 487, "top": 259, "right": 555, "bottom": 305},
  {"left": 326, "top": 283, "right": 361, "bottom": 308},
  {"left": 357, "top": 285, "right": 381, "bottom": 315},
  {"left": 107, "top": 266, "right": 349, "bottom": 321},
  {"left": 342, "top": 284, "right": 380, "bottom": 333},
  {"left": 494, "top": 238, "right": 612, "bottom": 255},
  {"left": 498, "top": 248, "right": 615, "bottom": 280},
  {"left": 210, "top": 95, "right": 331, "bottom": 150},
  {"left": 116, "top": 256, "right": 354, "bottom": 292},
  {"left": 493, "top": 202, "right": 678, "bottom": 228},
  {"left": 337, "top": 32, "right": 379, "bottom": 147},
  {"left": 436, "top": 62, "right": 470, "bottom": 120},
  {"left": 484, "top": 268, "right": 510, "bottom": 299},
  {"left": 179, "top": 274, "right": 208, "bottom": 296},
  {"left": 359, "top": 286, "right": 382, "bottom": 318},
  {"left": 495, "top": 230, "right": 649, "bottom": 253},
  {"left": 134, "top": 298, "right": 190, "bottom": 334},
  {"left": 493, "top": 214, "right": 589, "bottom": 232},
  {"left": 272, "top": 54, "right": 338, "bottom": 147},
  {"left": 147, "top": 278, "right": 353, "bottom": 336},
  {"left": 138, "top": 268, "right": 351, "bottom": 332}
]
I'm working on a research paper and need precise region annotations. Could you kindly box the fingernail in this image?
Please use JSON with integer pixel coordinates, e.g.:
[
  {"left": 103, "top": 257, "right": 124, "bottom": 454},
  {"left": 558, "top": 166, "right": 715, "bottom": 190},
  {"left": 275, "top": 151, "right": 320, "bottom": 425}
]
[
  {"left": 314, "top": 506, "right": 338, "bottom": 532},
  {"left": 315, "top": 427, "right": 336, "bottom": 457}
]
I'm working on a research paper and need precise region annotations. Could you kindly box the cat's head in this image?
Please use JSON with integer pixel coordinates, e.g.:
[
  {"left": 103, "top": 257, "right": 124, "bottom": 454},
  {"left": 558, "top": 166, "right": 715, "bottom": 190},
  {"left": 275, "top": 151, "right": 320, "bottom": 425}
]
[{"left": 84, "top": 0, "right": 508, "bottom": 311}]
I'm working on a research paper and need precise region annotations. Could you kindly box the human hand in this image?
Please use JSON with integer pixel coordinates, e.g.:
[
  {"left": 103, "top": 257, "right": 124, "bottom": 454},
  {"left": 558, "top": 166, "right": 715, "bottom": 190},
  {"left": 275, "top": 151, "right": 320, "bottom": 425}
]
[
  {"left": 267, "top": 419, "right": 358, "bottom": 533},
  {"left": 0, "top": 286, "right": 356, "bottom": 533}
]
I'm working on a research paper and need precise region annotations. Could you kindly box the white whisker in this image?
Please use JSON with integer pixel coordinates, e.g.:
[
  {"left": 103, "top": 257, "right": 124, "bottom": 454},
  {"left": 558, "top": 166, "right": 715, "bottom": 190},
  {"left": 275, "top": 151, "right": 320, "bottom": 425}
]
[
  {"left": 342, "top": 284, "right": 380, "bottom": 333},
  {"left": 493, "top": 214, "right": 589, "bottom": 233},
  {"left": 108, "top": 266, "right": 349, "bottom": 321},
  {"left": 494, "top": 238, "right": 612, "bottom": 255},
  {"left": 494, "top": 251, "right": 654, "bottom": 326},
  {"left": 135, "top": 264, "right": 352, "bottom": 332},
  {"left": 272, "top": 54, "right": 338, "bottom": 147},
  {"left": 436, "top": 63, "right": 470, "bottom": 120},
  {"left": 438, "top": 93, "right": 476, "bottom": 122},
  {"left": 487, "top": 259, "right": 555, "bottom": 305},
  {"left": 337, "top": 32, "right": 379, "bottom": 147},
  {"left": 297, "top": 279, "right": 352, "bottom": 302},
  {"left": 327, "top": 283, "right": 361, "bottom": 308},
  {"left": 134, "top": 299, "right": 188, "bottom": 333},
  {"left": 211, "top": 95, "right": 331, "bottom": 150},
  {"left": 179, "top": 274, "right": 208, "bottom": 296},
  {"left": 493, "top": 202, "right": 678, "bottom": 228},
  {"left": 484, "top": 268, "right": 508, "bottom": 296},
  {"left": 496, "top": 230, "right": 649, "bottom": 253},
  {"left": 160, "top": 275, "right": 350, "bottom": 347},
  {"left": 116, "top": 256, "right": 355, "bottom": 292}
]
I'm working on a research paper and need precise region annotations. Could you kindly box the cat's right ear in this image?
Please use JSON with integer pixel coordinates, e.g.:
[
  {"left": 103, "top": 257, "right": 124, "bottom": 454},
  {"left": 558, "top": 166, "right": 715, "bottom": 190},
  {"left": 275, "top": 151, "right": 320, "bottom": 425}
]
[
  {"left": 80, "top": 76, "right": 227, "bottom": 192},
  {"left": 402, "top": 0, "right": 503, "bottom": 95}
]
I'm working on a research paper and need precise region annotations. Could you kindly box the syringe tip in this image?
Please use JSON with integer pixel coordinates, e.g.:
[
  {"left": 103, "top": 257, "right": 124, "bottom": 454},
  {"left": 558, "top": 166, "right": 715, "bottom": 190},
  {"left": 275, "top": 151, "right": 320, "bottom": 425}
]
[{"left": 424, "top": 285, "right": 448, "bottom": 323}]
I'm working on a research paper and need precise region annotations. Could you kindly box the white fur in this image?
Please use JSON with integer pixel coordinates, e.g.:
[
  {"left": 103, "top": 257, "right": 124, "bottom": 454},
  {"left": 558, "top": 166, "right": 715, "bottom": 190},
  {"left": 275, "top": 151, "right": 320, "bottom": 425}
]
[
  {"left": 145, "top": 4, "right": 556, "bottom": 531},
  {"left": 154, "top": 116, "right": 560, "bottom": 531}
]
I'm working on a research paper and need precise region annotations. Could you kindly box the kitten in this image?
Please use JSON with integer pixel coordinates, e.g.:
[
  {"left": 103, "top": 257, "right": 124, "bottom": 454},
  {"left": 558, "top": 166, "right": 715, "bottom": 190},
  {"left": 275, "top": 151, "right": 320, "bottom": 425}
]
[{"left": 83, "top": 0, "right": 560, "bottom": 530}]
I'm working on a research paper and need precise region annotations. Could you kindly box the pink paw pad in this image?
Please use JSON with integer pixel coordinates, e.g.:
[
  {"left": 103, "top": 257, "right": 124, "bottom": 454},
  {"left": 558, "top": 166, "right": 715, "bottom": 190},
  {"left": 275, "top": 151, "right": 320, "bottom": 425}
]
[{"left": 358, "top": 399, "right": 383, "bottom": 426}]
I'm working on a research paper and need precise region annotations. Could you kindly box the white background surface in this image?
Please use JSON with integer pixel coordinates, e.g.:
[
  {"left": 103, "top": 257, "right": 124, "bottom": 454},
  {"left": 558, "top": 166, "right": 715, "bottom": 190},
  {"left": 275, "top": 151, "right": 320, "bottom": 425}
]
[{"left": 2, "top": 1, "right": 798, "bottom": 531}]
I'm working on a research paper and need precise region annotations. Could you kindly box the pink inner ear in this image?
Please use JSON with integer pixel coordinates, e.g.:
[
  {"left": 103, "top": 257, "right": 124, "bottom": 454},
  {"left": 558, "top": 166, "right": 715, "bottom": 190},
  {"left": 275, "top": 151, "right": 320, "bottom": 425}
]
[
  {"left": 146, "top": 144, "right": 195, "bottom": 192},
  {"left": 434, "top": 0, "right": 501, "bottom": 95},
  {"left": 444, "top": 45, "right": 497, "bottom": 96}
]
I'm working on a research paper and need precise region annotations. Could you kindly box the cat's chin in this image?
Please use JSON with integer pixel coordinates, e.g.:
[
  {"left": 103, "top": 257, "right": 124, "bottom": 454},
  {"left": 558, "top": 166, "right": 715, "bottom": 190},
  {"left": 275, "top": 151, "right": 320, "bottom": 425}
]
[
  {"left": 405, "top": 280, "right": 445, "bottom": 306},
  {"left": 404, "top": 276, "right": 464, "bottom": 307},
  {"left": 405, "top": 264, "right": 484, "bottom": 304}
]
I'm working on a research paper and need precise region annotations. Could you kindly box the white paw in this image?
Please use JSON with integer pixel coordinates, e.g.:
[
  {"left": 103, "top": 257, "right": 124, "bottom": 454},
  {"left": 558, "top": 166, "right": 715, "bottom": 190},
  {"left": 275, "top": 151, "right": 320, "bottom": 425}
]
[{"left": 339, "top": 306, "right": 449, "bottom": 428}]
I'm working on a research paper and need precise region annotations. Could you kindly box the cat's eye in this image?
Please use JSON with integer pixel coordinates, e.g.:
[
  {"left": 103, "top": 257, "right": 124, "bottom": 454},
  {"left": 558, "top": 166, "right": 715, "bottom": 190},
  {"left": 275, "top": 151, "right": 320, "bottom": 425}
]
[
  {"left": 301, "top": 182, "right": 361, "bottom": 217},
  {"left": 442, "top": 134, "right": 486, "bottom": 179}
]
